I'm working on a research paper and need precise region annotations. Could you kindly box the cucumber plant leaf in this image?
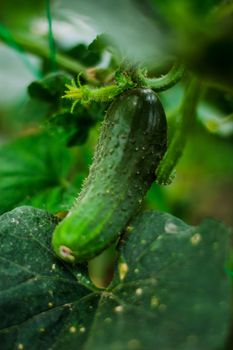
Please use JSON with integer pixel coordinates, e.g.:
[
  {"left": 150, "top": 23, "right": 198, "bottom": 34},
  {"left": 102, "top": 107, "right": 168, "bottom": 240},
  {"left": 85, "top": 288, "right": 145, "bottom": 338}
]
[
  {"left": 23, "top": 185, "right": 82, "bottom": 213},
  {"left": 0, "top": 206, "right": 97, "bottom": 350},
  {"left": 0, "top": 207, "right": 230, "bottom": 349},
  {"left": 90, "top": 211, "right": 231, "bottom": 350},
  {"left": 0, "top": 133, "right": 75, "bottom": 214},
  {"left": 28, "top": 72, "right": 71, "bottom": 103}
]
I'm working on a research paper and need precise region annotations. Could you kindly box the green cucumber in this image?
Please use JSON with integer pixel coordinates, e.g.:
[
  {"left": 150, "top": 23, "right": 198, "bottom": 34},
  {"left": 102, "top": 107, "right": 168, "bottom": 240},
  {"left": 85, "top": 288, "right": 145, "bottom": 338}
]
[{"left": 52, "top": 88, "right": 167, "bottom": 263}]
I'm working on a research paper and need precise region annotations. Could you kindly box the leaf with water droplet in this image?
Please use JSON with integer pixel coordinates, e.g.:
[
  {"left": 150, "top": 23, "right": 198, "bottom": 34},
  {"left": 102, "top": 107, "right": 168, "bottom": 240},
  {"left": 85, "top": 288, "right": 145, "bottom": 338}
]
[
  {"left": 0, "top": 207, "right": 231, "bottom": 350},
  {"left": 0, "top": 206, "right": 98, "bottom": 350},
  {"left": 82, "top": 211, "right": 231, "bottom": 350}
]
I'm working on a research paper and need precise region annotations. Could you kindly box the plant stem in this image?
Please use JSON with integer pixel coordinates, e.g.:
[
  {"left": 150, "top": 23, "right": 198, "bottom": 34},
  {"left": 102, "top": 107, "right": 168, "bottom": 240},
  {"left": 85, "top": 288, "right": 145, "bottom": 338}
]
[
  {"left": 156, "top": 78, "right": 203, "bottom": 185},
  {"left": 137, "top": 62, "right": 185, "bottom": 92},
  {"left": 0, "top": 30, "right": 87, "bottom": 78}
]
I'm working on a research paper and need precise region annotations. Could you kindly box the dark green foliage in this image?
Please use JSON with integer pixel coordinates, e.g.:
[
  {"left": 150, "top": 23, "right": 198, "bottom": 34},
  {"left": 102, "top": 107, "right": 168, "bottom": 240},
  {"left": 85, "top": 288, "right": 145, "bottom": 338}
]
[
  {"left": 84, "top": 210, "right": 231, "bottom": 350},
  {"left": 66, "top": 43, "right": 101, "bottom": 67},
  {"left": 48, "top": 111, "right": 92, "bottom": 146},
  {"left": 0, "top": 206, "right": 230, "bottom": 349},
  {"left": 47, "top": 103, "right": 105, "bottom": 147},
  {"left": 0, "top": 206, "right": 96, "bottom": 350},
  {"left": 27, "top": 72, "right": 106, "bottom": 147},
  {"left": 88, "top": 34, "right": 112, "bottom": 54},
  {"left": 0, "top": 133, "right": 75, "bottom": 214},
  {"left": 28, "top": 72, "right": 71, "bottom": 103}
]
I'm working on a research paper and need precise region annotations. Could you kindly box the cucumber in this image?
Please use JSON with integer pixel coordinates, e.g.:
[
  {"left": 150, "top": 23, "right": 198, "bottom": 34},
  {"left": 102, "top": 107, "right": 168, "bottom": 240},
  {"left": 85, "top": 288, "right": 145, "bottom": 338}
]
[{"left": 52, "top": 88, "right": 167, "bottom": 263}]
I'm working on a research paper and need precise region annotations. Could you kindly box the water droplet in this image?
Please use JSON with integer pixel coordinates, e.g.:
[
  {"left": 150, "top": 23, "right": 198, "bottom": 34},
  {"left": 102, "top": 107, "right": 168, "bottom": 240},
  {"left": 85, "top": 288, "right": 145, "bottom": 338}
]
[
  {"left": 69, "top": 326, "right": 77, "bottom": 333},
  {"left": 164, "top": 221, "right": 179, "bottom": 234},
  {"left": 102, "top": 291, "right": 114, "bottom": 299},
  {"left": 11, "top": 218, "right": 19, "bottom": 224},
  {"left": 135, "top": 147, "right": 139, "bottom": 151},
  {"left": 135, "top": 288, "right": 143, "bottom": 296},
  {"left": 48, "top": 302, "right": 54, "bottom": 308},
  {"left": 80, "top": 326, "right": 86, "bottom": 333},
  {"left": 114, "top": 305, "right": 124, "bottom": 313},
  {"left": 190, "top": 233, "right": 202, "bottom": 245},
  {"left": 119, "top": 262, "right": 129, "bottom": 281}
]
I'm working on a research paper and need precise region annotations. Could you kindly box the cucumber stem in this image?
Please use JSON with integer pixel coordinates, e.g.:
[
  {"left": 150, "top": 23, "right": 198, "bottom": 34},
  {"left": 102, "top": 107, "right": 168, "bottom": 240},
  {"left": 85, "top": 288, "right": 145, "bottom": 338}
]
[{"left": 156, "top": 78, "right": 203, "bottom": 185}]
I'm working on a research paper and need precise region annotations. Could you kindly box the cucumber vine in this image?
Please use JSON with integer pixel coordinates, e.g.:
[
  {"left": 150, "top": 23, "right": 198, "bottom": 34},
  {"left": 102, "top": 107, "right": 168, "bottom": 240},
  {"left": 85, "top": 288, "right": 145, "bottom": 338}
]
[
  {"left": 156, "top": 78, "right": 203, "bottom": 185},
  {"left": 63, "top": 62, "right": 185, "bottom": 112}
]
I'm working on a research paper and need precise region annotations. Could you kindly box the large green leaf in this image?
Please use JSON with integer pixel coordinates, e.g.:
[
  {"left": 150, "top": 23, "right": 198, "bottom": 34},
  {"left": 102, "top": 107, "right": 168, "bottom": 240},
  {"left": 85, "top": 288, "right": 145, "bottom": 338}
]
[
  {"left": 28, "top": 72, "right": 71, "bottom": 103},
  {"left": 0, "top": 207, "right": 230, "bottom": 349},
  {"left": 86, "top": 211, "right": 231, "bottom": 350},
  {"left": 0, "top": 133, "right": 74, "bottom": 214},
  {"left": 0, "top": 206, "right": 98, "bottom": 350},
  {"left": 22, "top": 185, "right": 80, "bottom": 213}
]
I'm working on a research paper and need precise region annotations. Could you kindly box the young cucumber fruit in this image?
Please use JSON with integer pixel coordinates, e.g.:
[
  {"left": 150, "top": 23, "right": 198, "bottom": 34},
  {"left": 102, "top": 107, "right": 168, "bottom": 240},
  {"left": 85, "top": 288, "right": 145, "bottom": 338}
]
[{"left": 52, "top": 88, "right": 167, "bottom": 263}]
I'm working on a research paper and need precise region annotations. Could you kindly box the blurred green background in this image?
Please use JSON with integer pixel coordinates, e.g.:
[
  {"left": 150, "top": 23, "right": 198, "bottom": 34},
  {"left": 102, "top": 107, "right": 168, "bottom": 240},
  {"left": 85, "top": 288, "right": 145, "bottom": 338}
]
[{"left": 0, "top": 0, "right": 232, "bottom": 230}]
